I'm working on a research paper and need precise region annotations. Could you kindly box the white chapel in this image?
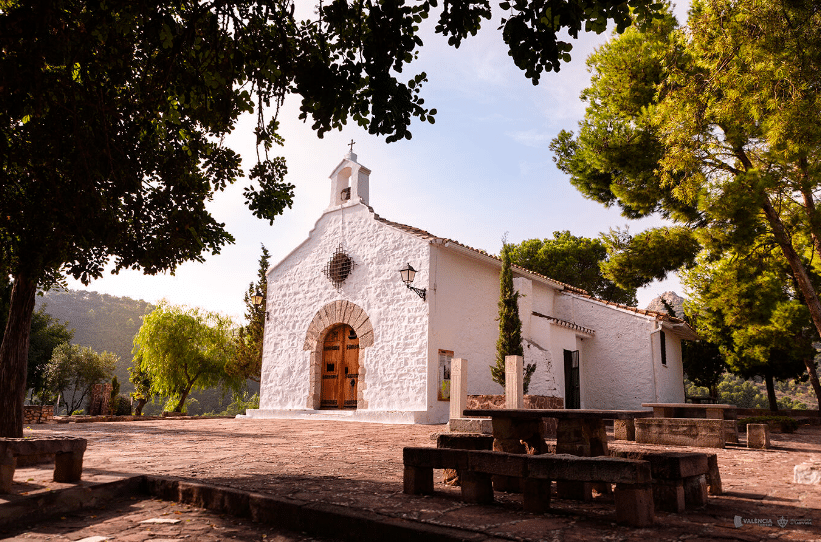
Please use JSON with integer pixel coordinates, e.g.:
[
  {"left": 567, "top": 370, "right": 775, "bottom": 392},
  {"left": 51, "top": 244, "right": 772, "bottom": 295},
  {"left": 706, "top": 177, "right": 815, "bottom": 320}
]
[{"left": 242, "top": 152, "right": 698, "bottom": 424}]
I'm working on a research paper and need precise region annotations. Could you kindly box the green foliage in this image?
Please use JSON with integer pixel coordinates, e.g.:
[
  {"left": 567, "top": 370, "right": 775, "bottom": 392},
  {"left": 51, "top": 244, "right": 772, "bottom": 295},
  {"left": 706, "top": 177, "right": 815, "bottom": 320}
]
[
  {"left": 26, "top": 306, "right": 74, "bottom": 404},
  {"left": 598, "top": 227, "right": 701, "bottom": 292},
  {"left": 205, "top": 391, "right": 260, "bottom": 417},
  {"left": 507, "top": 231, "right": 637, "bottom": 305},
  {"left": 716, "top": 374, "right": 768, "bottom": 409},
  {"left": 551, "top": 0, "right": 821, "bottom": 409},
  {"left": 682, "top": 337, "right": 725, "bottom": 398},
  {"left": 683, "top": 250, "right": 813, "bottom": 393},
  {"left": 226, "top": 245, "right": 269, "bottom": 382},
  {"left": 491, "top": 244, "right": 535, "bottom": 393},
  {"left": 128, "top": 356, "right": 154, "bottom": 416},
  {"left": 44, "top": 343, "right": 117, "bottom": 416},
  {"left": 110, "top": 394, "right": 133, "bottom": 416},
  {"left": 777, "top": 396, "right": 807, "bottom": 410},
  {"left": 133, "top": 303, "right": 242, "bottom": 413},
  {"left": 110, "top": 376, "right": 120, "bottom": 403},
  {"left": 35, "top": 290, "right": 154, "bottom": 390},
  {"left": 738, "top": 416, "right": 799, "bottom": 434}
]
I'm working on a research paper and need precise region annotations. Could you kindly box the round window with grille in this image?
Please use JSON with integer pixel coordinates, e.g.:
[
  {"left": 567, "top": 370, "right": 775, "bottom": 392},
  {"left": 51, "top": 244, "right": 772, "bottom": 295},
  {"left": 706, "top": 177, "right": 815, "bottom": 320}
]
[{"left": 324, "top": 245, "right": 355, "bottom": 288}]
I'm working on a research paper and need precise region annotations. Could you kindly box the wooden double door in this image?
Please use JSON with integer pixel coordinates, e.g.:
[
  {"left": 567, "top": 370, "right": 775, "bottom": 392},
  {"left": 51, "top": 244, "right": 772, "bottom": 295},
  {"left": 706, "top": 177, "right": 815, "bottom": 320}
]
[{"left": 320, "top": 324, "right": 359, "bottom": 409}]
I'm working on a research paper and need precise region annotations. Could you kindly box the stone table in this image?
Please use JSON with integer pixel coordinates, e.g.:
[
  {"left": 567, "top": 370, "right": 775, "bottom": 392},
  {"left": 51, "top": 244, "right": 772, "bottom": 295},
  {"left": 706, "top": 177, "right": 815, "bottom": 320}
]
[{"left": 462, "top": 408, "right": 653, "bottom": 497}]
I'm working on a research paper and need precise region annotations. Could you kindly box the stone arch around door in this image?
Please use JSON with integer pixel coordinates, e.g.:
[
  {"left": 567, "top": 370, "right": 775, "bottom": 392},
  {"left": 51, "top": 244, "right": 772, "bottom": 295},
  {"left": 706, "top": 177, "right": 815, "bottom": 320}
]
[{"left": 303, "top": 300, "right": 374, "bottom": 410}]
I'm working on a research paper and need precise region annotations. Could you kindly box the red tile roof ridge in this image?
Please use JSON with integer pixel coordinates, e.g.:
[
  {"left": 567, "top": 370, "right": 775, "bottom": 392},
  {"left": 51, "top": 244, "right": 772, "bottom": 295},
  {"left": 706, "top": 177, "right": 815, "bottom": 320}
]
[{"left": 370, "top": 210, "right": 686, "bottom": 325}]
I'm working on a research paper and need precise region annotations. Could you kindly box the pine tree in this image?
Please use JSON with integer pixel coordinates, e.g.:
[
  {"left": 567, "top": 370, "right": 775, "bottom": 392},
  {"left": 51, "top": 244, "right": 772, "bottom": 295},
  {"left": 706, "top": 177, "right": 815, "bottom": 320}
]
[{"left": 491, "top": 244, "right": 535, "bottom": 393}]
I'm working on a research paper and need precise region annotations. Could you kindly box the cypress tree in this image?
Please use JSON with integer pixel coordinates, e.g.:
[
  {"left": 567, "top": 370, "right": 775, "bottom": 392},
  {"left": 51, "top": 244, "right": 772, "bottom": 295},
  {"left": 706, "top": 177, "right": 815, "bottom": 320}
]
[{"left": 491, "top": 244, "right": 535, "bottom": 393}]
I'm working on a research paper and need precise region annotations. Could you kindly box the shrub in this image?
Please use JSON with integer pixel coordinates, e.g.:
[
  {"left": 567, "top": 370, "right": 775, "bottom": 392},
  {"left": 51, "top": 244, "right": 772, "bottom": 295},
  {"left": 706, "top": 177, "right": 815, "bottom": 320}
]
[
  {"left": 738, "top": 415, "right": 799, "bottom": 434},
  {"left": 112, "top": 394, "right": 133, "bottom": 416}
]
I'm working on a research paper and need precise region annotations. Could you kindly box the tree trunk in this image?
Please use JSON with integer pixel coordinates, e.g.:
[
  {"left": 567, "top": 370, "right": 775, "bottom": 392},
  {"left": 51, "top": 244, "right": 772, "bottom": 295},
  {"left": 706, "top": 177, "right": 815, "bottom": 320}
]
[
  {"left": 134, "top": 398, "right": 147, "bottom": 416},
  {"left": 0, "top": 273, "right": 38, "bottom": 437},
  {"left": 762, "top": 198, "right": 821, "bottom": 345},
  {"left": 804, "top": 358, "right": 821, "bottom": 412},
  {"left": 173, "top": 386, "right": 192, "bottom": 413},
  {"left": 764, "top": 372, "right": 778, "bottom": 412}
]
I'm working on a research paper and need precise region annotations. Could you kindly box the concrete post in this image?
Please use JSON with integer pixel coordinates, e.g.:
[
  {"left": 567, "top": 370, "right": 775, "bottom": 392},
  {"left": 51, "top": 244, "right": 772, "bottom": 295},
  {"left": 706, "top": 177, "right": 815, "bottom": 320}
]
[
  {"left": 449, "top": 358, "right": 468, "bottom": 421},
  {"left": 505, "top": 355, "right": 524, "bottom": 409}
]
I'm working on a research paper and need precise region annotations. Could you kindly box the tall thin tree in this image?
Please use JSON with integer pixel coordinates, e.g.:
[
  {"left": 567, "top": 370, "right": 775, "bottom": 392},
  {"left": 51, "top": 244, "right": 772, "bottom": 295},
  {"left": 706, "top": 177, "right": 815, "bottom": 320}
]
[
  {"left": 227, "top": 245, "right": 270, "bottom": 382},
  {"left": 491, "top": 243, "right": 535, "bottom": 393}
]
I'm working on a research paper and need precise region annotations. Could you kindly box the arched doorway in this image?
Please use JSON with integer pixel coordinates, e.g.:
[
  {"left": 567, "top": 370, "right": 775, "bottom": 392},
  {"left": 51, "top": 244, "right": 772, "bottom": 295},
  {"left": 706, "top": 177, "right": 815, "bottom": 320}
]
[{"left": 320, "top": 324, "right": 360, "bottom": 409}]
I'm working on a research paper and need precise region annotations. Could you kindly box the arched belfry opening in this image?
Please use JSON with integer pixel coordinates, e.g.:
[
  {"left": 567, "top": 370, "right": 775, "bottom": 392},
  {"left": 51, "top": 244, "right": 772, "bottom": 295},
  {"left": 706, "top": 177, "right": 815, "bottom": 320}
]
[
  {"left": 303, "top": 300, "right": 374, "bottom": 410},
  {"left": 327, "top": 151, "right": 370, "bottom": 210}
]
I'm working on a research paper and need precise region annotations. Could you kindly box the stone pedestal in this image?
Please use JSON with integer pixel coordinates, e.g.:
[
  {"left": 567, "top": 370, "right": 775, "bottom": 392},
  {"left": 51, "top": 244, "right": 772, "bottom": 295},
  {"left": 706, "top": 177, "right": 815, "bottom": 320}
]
[
  {"left": 449, "top": 358, "right": 468, "bottom": 422},
  {"left": 747, "top": 423, "right": 770, "bottom": 449},
  {"left": 505, "top": 356, "right": 524, "bottom": 409}
]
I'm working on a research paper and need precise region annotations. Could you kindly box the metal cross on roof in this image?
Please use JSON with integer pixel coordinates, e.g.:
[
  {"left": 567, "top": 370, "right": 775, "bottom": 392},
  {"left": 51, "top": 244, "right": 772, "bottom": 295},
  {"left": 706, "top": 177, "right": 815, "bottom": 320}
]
[{"left": 348, "top": 139, "right": 355, "bottom": 152}]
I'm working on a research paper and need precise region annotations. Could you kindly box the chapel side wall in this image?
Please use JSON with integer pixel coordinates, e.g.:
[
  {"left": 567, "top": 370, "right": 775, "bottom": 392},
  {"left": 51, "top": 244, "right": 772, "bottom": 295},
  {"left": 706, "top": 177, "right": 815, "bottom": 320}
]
[
  {"left": 519, "top": 280, "right": 562, "bottom": 398},
  {"left": 260, "top": 204, "right": 430, "bottom": 412},
  {"left": 526, "top": 315, "right": 567, "bottom": 398},
  {"left": 428, "top": 245, "right": 503, "bottom": 399},
  {"left": 653, "top": 329, "right": 686, "bottom": 403},
  {"left": 553, "top": 295, "right": 659, "bottom": 410}
]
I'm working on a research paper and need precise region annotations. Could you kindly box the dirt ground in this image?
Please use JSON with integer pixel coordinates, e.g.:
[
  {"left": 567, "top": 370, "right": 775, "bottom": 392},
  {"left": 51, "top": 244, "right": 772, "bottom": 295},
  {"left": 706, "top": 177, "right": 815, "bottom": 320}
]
[{"left": 2, "top": 418, "right": 820, "bottom": 541}]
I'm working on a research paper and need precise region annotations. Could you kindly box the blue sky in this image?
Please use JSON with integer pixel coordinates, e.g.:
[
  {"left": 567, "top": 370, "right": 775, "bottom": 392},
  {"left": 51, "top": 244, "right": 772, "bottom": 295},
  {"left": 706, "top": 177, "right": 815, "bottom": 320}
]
[{"left": 67, "top": 3, "right": 690, "bottom": 322}]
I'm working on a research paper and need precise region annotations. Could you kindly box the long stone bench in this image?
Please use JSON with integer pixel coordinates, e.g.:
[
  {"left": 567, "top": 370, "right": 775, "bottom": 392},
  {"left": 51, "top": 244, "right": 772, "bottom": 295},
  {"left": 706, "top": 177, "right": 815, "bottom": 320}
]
[
  {"left": 635, "top": 418, "right": 727, "bottom": 448},
  {"left": 607, "top": 449, "right": 711, "bottom": 512},
  {"left": 0, "top": 437, "right": 87, "bottom": 493},
  {"left": 403, "top": 447, "right": 654, "bottom": 527}
]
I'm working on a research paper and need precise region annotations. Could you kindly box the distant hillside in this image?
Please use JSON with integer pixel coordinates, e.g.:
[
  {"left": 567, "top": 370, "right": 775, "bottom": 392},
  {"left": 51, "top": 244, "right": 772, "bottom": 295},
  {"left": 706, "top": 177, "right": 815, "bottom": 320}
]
[{"left": 35, "top": 289, "right": 154, "bottom": 391}]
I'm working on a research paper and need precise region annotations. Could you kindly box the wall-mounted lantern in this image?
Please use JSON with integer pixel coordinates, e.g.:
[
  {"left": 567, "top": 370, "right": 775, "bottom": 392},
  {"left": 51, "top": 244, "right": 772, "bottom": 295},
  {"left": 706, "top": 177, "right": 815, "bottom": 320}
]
[
  {"left": 252, "top": 290, "right": 269, "bottom": 321},
  {"left": 399, "top": 263, "right": 426, "bottom": 301}
]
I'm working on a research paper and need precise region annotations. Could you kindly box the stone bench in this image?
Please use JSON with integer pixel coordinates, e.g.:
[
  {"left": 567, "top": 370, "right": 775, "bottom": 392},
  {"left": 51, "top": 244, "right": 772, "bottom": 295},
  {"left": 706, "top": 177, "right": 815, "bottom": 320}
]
[
  {"left": 435, "top": 433, "right": 494, "bottom": 485},
  {"left": 0, "top": 437, "right": 87, "bottom": 493},
  {"left": 607, "top": 449, "right": 713, "bottom": 512},
  {"left": 403, "top": 447, "right": 654, "bottom": 527},
  {"left": 635, "top": 418, "right": 728, "bottom": 448}
]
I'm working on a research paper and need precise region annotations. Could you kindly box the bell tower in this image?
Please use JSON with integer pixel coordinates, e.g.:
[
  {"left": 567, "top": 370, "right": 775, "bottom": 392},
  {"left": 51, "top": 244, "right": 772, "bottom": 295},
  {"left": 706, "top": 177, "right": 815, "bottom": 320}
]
[{"left": 327, "top": 149, "right": 371, "bottom": 211}]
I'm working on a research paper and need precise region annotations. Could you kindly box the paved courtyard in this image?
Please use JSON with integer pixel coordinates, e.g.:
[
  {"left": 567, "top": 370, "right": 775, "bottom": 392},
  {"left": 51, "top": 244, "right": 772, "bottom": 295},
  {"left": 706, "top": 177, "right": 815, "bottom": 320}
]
[{"left": 2, "top": 418, "right": 820, "bottom": 541}]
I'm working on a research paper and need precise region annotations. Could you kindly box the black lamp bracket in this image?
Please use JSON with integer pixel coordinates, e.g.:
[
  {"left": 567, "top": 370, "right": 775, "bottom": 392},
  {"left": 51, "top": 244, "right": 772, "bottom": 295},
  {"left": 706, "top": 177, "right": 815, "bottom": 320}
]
[{"left": 406, "top": 284, "right": 427, "bottom": 301}]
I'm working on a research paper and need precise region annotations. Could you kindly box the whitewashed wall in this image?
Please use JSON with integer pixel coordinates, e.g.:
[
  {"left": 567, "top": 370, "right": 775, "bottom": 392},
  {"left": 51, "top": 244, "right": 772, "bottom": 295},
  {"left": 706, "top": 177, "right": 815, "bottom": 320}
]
[
  {"left": 515, "top": 278, "right": 562, "bottom": 398},
  {"left": 428, "top": 247, "right": 570, "bottom": 408},
  {"left": 427, "top": 245, "right": 505, "bottom": 402},
  {"left": 553, "top": 294, "right": 660, "bottom": 410},
  {"left": 260, "top": 203, "right": 431, "bottom": 413},
  {"left": 652, "top": 327, "right": 686, "bottom": 403}
]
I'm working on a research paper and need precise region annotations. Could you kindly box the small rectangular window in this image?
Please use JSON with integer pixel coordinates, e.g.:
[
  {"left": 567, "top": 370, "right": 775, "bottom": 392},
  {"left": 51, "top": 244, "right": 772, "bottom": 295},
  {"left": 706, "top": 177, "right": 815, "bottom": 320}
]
[{"left": 660, "top": 330, "right": 667, "bottom": 366}]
